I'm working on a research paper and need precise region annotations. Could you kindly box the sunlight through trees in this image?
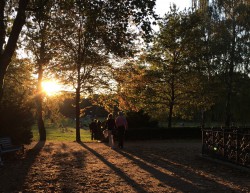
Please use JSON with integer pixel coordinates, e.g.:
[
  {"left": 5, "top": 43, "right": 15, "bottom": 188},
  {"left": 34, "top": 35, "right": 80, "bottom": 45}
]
[{"left": 0, "top": 0, "right": 250, "bottom": 143}]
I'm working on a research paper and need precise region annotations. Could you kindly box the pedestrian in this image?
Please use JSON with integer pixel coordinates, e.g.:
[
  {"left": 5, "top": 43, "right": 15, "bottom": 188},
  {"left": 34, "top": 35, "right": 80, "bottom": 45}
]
[
  {"left": 115, "top": 111, "right": 128, "bottom": 149},
  {"left": 105, "top": 113, "right": 116, "bottom": 149},
  {"left": 89, "top": 119, "right": 97, "bottom": 140},
  {"left": 95, "top": 120, "right": 102, "bottom": 140}
]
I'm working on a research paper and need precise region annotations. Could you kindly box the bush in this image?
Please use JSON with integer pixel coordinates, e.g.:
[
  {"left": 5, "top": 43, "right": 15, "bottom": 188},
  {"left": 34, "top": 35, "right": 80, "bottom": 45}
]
[
  {"left": 124, "top": 127, "right": 201, "bottom": 140},
  {"left": 0, "top": 102, "right": 34, "bottom": 145},
  {"left": 126, "top": 110, "right": 158, "bottom": 128},
  {"left": 0, "top": 58, "right": 35, "bottom": 144}
]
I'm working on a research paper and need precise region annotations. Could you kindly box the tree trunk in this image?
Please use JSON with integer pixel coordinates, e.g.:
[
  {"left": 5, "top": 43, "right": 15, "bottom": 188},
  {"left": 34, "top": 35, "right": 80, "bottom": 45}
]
[
  {"left": 168, "top": 101, "right": 174, "bottom": 128},
  {"left": 0, "top": 67, "right": 7, "bottom": 101},
  {"left": 168, "top": 79, "right": 175, "bottom": 128},
  {"left": 225, "top": 65, "right": 233, "bottom": 127},
  {"left": 36, "top": 94, "right": 46, "bottom": 141},
  {"left": 225, "top": 17, "right": 236, "bottom": 128},
  {"left": 201, "top": 110, "right": 205, "bottom": 129},
  {"left": 75, "top": 66, "right": 81, "bottom": 142},
  {"left": 36, "top": 62, "right": 46, "bottom": 141},
  {"left": 35, "top": 26, "right": 47, "bottom": 141},
  {"left": 0, "top": 0, "right": 29, "bottom": 101},
  {"left": 75, "top": 86, "right": 81, "bottom": 142},
  {"left": 0, "top": 1, "right": 6, "bottom": 56}
]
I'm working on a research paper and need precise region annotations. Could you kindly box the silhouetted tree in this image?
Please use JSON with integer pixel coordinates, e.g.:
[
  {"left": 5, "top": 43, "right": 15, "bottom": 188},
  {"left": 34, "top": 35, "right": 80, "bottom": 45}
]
[{"left": 50, "top": 0, "right": 157, "bottom": 142}]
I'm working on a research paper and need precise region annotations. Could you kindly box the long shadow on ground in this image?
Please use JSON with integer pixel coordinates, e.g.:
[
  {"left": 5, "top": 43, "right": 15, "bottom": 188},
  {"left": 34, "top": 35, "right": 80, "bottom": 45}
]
[
  {"left": 50, "top": 142, "right": 87, "bottom": 192},
  {"left": 79, "top": 142, "right": 149, "bottom": 193},
  {"left": 0, "top": 141, "right": 45, "bottom": 192},
  {"left": 115, "top": 143, "right": 250, "bottom": 193}
]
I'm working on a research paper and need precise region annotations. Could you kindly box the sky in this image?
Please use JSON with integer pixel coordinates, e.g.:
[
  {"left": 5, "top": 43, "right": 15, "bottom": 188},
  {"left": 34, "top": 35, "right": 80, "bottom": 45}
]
[{"left": 155, "top": 0, "right": 192, "bottom": 16}]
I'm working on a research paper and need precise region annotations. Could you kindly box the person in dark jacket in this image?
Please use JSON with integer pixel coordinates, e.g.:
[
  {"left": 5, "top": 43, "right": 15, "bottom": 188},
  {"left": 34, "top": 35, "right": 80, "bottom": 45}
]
[
  {"left": 89, "top": 119, "right": 97, "bottom": 140},
  {"left": 105, "top": 113, "right": 116, "bottom": 148}
]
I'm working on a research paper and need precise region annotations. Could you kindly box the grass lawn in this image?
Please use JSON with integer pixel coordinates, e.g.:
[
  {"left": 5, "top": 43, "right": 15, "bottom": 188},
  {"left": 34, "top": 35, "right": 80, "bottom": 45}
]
[{"left": 32, "top": 120, "right": 93, "bottom": 142}]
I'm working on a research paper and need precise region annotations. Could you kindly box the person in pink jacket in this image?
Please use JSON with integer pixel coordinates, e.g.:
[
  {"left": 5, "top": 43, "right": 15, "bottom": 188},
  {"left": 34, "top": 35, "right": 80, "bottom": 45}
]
[{"left": 115, "top": 111, "right": 128, "bottom": 149}]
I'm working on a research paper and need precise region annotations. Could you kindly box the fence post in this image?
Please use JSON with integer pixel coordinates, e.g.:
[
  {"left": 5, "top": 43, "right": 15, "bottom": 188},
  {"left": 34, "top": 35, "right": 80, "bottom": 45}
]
[
  {"left": 223, "top": 128, "right": 225, "bottom": 158},
  {"left": 236, "top": 129, "right": 239, "bottom": 163},
  {"left": 201, "top": 128, "right": 204, "bottom": 155}
]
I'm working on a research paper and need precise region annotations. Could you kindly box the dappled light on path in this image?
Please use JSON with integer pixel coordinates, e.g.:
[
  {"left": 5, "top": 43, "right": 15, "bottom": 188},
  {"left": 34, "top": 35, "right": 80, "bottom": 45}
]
[{"left": 0, "top": 141, "right": 249, "bottom": 192}]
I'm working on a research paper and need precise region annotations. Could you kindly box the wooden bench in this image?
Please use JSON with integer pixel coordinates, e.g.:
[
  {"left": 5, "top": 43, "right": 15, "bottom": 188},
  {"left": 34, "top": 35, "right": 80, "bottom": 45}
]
[{"left": 0, "top": 137, "right": 24, "bottom": 165}]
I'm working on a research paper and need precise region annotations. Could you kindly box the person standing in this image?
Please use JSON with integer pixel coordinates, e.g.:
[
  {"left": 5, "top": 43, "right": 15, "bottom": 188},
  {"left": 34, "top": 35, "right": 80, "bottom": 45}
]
[
  {"left": 105, "top": 113, "right": 116, "bottom": 149},
  {"left": 115, "top": 111, "right": 128, "bottom": 149},
  {"left": 89, "top": 119, "right": 96, "bottom": 140}
]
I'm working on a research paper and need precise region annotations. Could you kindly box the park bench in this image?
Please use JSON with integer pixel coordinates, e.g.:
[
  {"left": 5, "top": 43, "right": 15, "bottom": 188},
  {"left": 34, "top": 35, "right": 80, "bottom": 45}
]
[{"left": 0, "top": 137, "right": 24, "bottom": 165}]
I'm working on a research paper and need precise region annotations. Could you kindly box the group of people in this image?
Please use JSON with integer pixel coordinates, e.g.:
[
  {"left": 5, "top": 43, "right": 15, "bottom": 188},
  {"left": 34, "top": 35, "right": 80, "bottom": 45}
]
[
  {"left": 105, "top": 111, "right": 128, "bottom": 149},
  {"left": 89, "top": 112, "right": 128, "bottom": 149},
  {"left": 89, "top": 119, "right": 103, "bottom": 141}
]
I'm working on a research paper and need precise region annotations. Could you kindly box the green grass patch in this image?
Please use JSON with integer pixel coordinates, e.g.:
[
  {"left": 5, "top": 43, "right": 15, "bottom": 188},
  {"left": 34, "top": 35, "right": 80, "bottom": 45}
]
[{"left": 32, "top": 120, "right": 93, "bottom": 142}]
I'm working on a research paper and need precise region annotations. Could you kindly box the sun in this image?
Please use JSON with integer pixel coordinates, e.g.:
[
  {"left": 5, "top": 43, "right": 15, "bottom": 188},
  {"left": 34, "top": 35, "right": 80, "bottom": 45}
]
[{"left": 42, "top": 80, "right": 62, "bottom": 96}]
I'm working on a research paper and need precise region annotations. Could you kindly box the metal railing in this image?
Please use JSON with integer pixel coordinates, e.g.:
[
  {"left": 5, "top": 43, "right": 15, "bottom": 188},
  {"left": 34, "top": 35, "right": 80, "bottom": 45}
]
[{"left": 202, "top": 128, "right": 250, "bottom": 168}]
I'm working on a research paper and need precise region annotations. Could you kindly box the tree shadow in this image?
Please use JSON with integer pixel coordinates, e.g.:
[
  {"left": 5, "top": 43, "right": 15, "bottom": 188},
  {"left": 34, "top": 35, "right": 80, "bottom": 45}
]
[
  {"left": 113, "top": 148, "right": 202, "bottom": 192},
  {"left": 49, "top": 142, "right": 87, "bottom": 192},
  {"left": 79, "top": 142, "right": 149, "bottom": 193},
  {"left": 0, "top": 141, "right": 45, "bottom": 192},
  {"left": 149, "top": 150, "right": 250, "bottom": 191},
  {"left": 115, "top": 143, "right": 249, "bottom": 193}
]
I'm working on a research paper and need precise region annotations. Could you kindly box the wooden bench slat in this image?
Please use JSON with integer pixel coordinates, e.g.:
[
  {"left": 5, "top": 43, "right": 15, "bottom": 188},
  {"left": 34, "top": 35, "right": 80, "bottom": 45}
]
[{"left": 0, "top": 137, "right": 23, "bottom": 155}]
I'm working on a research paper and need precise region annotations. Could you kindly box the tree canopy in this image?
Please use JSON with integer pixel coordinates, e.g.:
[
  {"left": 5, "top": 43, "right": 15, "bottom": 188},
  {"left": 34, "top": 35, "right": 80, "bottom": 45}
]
[{"left": 1, "top": 0, "right": 250, "bottom": 143}]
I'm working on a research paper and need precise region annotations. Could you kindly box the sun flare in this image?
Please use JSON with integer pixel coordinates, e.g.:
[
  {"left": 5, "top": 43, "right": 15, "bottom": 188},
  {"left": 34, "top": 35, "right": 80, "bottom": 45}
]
[{"left": 42, "top": 80, "right": 62, "bottom": 96}]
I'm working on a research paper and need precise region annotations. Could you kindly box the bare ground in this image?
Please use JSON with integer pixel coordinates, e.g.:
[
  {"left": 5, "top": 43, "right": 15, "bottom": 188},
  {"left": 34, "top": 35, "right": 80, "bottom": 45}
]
[{"left": 0, "top": 140, "right": 249, "bottom": 193}]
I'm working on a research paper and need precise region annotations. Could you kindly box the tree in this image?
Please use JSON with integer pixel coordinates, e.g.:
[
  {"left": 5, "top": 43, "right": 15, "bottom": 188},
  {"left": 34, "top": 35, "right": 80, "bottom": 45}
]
[
  {"left": 194, "top": 0, "right": 250, "bottom": 127},
  {"left": 0, "top": 0, "right": 29, "bottom": 101},
  {"left": 192, "top": 0, "right": 209, "bottom": 11},
  {"left": 211, "top": 0, "right": 250, "bottom": 126},
  {"left": 141, "top": 7, "right": 209, "bottom": 128},
  {"left": 24, "top": 0, "right": 55, "bottom": 141},
  {"left": 0, "top": 56, "right": 34, "bottom": 144},
  {"left": 51, "top": 1, "right": 110, "bottom": 142},
  {"left": 51, "top": 0, "right": 157, "bottom": 142}
]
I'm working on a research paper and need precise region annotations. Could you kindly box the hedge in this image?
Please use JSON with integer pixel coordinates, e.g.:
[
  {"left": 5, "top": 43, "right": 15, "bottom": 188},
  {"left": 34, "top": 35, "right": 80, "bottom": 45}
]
[{"left": 124, "top": 127, "right": 202, "bottom": 140}]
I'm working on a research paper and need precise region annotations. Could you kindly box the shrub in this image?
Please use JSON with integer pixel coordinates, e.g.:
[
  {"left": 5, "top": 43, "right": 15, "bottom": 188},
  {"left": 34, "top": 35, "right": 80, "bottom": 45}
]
[
  {"left": 124, "top": 127, "right": 201, "bottom": 140},
  {"left": 126, "top": 110, "right": 158, "bottom": 128},
  {"left": 0, "top": 102, "right": 34, "bottom": 145}
]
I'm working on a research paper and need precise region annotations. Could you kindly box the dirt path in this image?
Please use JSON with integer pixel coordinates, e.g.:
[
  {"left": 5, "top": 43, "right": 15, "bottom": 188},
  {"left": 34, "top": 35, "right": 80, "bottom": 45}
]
[{"left": 0, "top": 140, "right": 249, "bottom": 193}]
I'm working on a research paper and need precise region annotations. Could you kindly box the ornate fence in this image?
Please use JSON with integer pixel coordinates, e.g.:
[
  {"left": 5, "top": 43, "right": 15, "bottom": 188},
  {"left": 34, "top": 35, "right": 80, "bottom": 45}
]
[{"left": 201, "top": 128, "right": 250, "bottom": 168}]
